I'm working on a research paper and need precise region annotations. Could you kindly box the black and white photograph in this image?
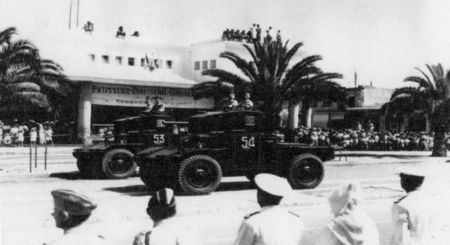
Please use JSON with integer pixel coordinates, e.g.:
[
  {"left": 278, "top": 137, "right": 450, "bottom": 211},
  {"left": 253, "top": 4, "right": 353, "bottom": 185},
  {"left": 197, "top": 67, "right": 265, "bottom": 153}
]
[{"left": 0, "top": 0, "right": 450, "bottom": 244}]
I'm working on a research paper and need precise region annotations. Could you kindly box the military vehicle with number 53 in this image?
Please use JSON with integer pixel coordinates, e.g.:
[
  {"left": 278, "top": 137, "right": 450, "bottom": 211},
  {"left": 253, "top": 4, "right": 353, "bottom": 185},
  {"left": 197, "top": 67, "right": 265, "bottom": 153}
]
[
  {"left": 134, "top": 110, "right": 335, "bottom": 195},
  {"left": 73, "top": 112, "right": 177, "bottom": 179}
]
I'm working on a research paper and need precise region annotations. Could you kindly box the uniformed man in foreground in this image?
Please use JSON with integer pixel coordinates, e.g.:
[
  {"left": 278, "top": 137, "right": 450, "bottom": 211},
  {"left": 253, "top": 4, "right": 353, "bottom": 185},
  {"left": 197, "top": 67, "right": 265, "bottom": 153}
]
[
  {"left": 150, "top": 96, "right": 165, "bottom": 114},
  {"left": 234, "top": 173, "right": 304, "bottom": 245},
  {"left": 390, "top": 168, "right": 441, "bottom": 245},
  {"left": 133, "top": 188, "right": 202, "bottom": 245},
  {"left": 46, "top": 189, "right": 111, "bottom": 245}
]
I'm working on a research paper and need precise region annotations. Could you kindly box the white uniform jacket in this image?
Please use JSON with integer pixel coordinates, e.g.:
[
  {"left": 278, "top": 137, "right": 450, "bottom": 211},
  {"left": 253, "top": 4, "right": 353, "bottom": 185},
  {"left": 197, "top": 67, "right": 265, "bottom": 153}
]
[
  {"left": 133, "top": 217, "right": 202, "bottom": 245},
  {"left": 233, "top": 205, "right": 304, "bottom": 245},
  {"left": 45, "top": 225, "right": 112, "bottom": 245},
  {"left": 390, "top": 190, "right": 441, "bottom": 245}
]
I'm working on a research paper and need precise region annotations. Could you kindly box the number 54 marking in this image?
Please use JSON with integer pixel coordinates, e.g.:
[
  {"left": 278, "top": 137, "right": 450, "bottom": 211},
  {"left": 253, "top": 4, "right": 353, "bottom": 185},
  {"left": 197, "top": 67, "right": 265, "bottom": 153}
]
[{"left": 241, "top": 136, "right": 255, "bottom": 149}]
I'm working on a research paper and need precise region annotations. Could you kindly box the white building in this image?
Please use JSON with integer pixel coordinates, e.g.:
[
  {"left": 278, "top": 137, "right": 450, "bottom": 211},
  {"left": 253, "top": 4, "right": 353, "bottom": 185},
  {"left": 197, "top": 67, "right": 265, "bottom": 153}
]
[{"left": 37, "top": 31, "right": 273, "bottom": 143}]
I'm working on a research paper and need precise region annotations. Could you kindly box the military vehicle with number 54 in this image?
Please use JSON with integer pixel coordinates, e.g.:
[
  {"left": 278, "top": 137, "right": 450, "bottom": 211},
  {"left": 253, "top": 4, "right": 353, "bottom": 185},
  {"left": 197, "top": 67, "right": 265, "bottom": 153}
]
[{"left": 134, "top": 110, "right": 335, "bottom": 195}]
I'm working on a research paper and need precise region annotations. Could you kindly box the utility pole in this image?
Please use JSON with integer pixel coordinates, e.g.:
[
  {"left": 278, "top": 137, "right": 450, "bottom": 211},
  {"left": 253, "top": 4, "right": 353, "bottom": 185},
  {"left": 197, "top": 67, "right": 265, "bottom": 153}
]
[
  {"left": 354, "top": 72, "right": 357, "bottom": 106},
  {"left": 76, "top": 0, "right": 80, "bottom": 28},
  {"left": 68, "top": 0, "right": 73, "bottom": 29}
]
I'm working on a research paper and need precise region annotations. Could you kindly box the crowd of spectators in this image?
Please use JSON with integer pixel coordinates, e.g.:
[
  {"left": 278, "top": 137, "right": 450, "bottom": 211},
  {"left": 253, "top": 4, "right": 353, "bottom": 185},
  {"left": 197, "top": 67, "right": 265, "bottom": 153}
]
[
  {"left": 0, "top": 119, "right": 56, "bottom": 147},
  {"left": 221, "top": 24, "right": 282, "bottom": 43},
  {"left": 290, "top": 126, "right": 443, "bottom": 151}
]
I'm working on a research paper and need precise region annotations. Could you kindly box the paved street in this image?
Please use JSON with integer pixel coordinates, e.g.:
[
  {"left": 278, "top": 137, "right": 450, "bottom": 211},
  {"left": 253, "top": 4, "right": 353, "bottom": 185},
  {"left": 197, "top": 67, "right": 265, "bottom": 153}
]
[{"left": 1, "top": 149, "right": 450, "bottom": 245}]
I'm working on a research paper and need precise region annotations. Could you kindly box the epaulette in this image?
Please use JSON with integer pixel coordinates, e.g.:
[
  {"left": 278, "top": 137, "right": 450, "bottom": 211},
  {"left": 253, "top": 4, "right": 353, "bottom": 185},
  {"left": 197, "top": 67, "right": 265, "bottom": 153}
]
[
  {"left": 394, "top": 195, "right": 407, "bottom": 204},
  {"left": 244, "top": 211, "right": 260, "bottom": 219},
  {"left": 288, "top": 211, "right": 300, "bottom": 218}
]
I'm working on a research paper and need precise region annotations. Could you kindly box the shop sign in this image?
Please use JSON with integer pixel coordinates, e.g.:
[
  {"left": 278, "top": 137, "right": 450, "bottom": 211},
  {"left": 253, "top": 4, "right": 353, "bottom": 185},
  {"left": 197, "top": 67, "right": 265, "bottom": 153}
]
[{"left": 90, "top": 83, "right": 213, "bottom": 109}]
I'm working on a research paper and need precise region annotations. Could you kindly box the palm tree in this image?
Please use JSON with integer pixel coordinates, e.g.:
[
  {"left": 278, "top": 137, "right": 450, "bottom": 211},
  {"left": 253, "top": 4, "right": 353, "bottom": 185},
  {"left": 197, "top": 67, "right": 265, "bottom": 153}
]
[
  {"left": 385, "top": 64, "right": 450, "bottom": 156},
  {"left": 192, "top": 34, "right": 343, "bottom": 132},
  {"left": 286, "top": 72, "right": 344, "bottom": 128},
  {"left": 0, "top": 27, "right": 70, "bottom": 120}
]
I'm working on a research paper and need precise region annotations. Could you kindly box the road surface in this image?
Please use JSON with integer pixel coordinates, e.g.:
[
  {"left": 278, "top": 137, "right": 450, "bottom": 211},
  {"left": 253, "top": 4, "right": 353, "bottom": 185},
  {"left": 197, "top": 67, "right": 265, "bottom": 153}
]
[{"left": 1, "top": 153, "right": 449, "bottom": 245}]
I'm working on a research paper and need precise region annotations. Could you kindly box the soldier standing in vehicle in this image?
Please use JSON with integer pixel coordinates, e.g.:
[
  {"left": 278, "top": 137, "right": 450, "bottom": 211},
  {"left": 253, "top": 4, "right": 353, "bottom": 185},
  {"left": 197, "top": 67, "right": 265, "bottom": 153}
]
[
  {"left": 133, "top": 188, "right": 202, "bottom": 245},
  {"left": 143, "top": 96, "right": 152, "bottom": 112},
  {"left": 238, "top": 92, "right": 254, "bottom": 110},
  {"left": 150, "top": 96, "right": 165, "bottom": 114},
  {"left": 390, "top": 169, "right": 442, "bottom": 245},
  {"left": 45, "top": 189, "right": 112, "bottom": 245},
  {"left": 234, "top": 173, "right": 304, "bottom": 245},
  {"left": 223, "top": 92, "right": 238, "bottom": 110}
]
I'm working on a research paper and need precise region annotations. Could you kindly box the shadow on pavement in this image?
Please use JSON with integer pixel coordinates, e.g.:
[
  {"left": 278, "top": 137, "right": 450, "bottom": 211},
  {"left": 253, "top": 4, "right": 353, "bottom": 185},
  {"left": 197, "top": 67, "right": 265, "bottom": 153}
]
[
  {"left": 49, "top": 171, "right": 83, "bottom": 180},
  {"left": 217, "top": 180, "right": 255, "bottom": 192},
  {"left": 103, "top": 180, "right": 254, "bottom": 197},
  {"left": 103, "top": 185, "right": 150, "bottom": 196}
]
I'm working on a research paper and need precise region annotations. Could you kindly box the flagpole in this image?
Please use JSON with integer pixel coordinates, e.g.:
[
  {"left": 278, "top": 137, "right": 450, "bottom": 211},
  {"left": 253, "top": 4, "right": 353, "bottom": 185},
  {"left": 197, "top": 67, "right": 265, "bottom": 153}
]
[
  {"left": 68, "top": 0, "right": 73, "bottom": 29},
  {"left": 76, "top": 0, "right": 80, "bottom": 28}
]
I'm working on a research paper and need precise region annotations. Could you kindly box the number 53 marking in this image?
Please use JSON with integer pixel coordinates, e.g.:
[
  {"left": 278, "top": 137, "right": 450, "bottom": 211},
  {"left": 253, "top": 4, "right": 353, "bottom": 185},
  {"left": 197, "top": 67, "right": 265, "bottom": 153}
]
[{"left": 153, "top": 134, "right": 165, "bottom": 144}]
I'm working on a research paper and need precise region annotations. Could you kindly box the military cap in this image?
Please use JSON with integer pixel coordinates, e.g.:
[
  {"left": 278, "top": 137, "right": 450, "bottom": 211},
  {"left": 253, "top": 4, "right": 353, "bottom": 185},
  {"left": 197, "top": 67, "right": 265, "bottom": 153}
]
[
  {"left": 148, "top": 188, "right": 176, "bottom": 208},
  {"left": 254, "top": 173, "right": 292, "bottom": 197},
  {"left": 152, "top": 96, "right": 163, "bottom": 100},
  {"left": 397, "top": 167, "right": 426, "bottom": 178},
  {"left": 51, "top": 189, "right": 97, "bottom": 215}
]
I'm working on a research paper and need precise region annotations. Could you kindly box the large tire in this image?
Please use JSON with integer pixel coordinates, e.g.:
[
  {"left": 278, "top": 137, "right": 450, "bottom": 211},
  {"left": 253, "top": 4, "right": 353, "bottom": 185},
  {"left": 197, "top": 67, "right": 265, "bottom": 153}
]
[
  {"left": 178, "top": 155, "right": 222, "bottom": 195},
  {"left": 102, "top": 149, "right": 137, "bottom": 179},
  {"left": 139, "top": 165, "right": 166, "bottom": 190},
  {"left": 288, "top": 154, "right": 324, "bottom": 189}
]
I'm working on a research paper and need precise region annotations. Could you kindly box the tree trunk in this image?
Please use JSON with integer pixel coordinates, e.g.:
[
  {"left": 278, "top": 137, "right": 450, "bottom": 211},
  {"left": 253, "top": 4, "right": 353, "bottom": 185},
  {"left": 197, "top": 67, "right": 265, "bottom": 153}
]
[
  {"left": 379, "top": 114, "right": 386, "bottom": 133},
  {"left": 424, "top": 113, "right": 431, "bottom": 133},
  {"left": 432, "top": 130, "right": 447, "bottom": 157},
  {"left": 288, "top": 102, "right": 300, "bottom": 129},
  {"left": 400, "top": 115, "right": 409, "bottom": 132}
]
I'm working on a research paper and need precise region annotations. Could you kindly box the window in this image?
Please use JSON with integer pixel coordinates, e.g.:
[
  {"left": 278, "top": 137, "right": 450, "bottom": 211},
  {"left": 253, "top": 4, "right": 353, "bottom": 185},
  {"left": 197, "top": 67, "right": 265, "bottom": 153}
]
[
  {"left": 194, "top": 61, "right": 200, "bottom": 70},
  {"left": 128, "top": 57, "right": 135, "bottom": 66},
  {"left": 89, "top": 54, "right": 95, "bottom": 62},
  {"left": 115, "top": 56, "right": 122, "bottom": 65},
  {"left": 154, "top": 59, "right": 161, "bottom": 68},
  {"left": 210, "top": 59, "right": 216, "bottom": 69},
  {"left": 141, "top": 58, "right": 146, "bottom": 67},
  {"left": 101, "top": 55, "right": 109, "bottom": 64},
  {"left": 202, "top": 60, "right": 208, "bottom": 70},
  {"left": 347, "top": 96, "right": 356, "bottom": 107},
  {"left": 166, "top": 60, "right": 173, "bottom": 69}
]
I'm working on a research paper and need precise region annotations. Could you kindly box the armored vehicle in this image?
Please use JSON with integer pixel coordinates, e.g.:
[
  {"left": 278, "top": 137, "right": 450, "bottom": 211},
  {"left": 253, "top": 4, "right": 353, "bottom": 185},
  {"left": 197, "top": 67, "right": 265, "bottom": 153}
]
[
  {"left": 73, "top": 112, "right": 176, "bottom": 179},
  {"left": 134, "top": 110, "right": 335, "bottom": 195}
]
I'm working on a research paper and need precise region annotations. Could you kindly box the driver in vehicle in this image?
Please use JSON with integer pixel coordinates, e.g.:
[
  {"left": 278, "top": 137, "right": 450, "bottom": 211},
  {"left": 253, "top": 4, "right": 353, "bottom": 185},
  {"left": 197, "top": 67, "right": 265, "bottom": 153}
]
[
  {"left": 238, "top": 92, "right": 254, "bottom": 110},
  {"left": 150, "top": 96, "right": 165, "bottom": 114}
]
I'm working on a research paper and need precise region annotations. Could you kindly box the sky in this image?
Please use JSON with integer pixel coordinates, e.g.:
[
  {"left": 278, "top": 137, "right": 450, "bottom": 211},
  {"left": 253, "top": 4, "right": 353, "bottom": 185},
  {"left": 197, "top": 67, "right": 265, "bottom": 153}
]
[{"left": 2, "top": 0, "right": 450, "bottom": 88}]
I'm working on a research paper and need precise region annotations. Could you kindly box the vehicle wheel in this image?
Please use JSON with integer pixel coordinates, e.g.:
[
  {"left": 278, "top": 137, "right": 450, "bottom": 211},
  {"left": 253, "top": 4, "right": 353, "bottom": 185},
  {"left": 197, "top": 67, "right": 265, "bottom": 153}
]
[
  {"left": 178, "top": 155, "right": 222, "bottom": 195},
  {"left": 102, "top": 149, "right": 137, "bottom": 179},
  {"left": 288, "top": 154, "right": 324, "bottom": 189},
  {"left": 139, "top": 165, "right": 166, "bottom": 190}
]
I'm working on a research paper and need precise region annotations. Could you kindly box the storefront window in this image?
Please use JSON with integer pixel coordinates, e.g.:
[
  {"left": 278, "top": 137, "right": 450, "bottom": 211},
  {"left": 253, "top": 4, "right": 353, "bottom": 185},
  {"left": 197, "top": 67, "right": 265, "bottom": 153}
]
[
  {"left": 210, "top": 59, "right": 216, "bottom": 69},
  {"left": 102, "top": 55, "right": 109, "bottom": 64},
  {"left": 115, "top": 56, "right": 122, "bottom": 65},
  {"left": 166, "top": 60, "right": 173, "bottom": 69},
  {"left": 128, "top": 57, "right": 135, "bottom": 66}
]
